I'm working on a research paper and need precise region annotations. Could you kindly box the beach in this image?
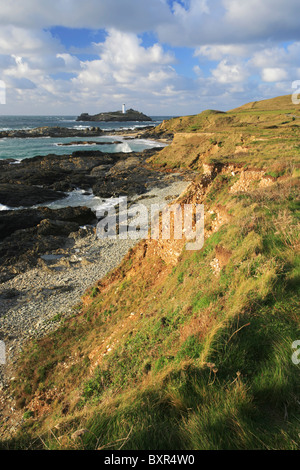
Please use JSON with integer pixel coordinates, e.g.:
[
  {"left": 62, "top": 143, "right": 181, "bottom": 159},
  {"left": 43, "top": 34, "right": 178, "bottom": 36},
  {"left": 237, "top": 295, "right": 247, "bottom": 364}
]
[{"left": 0, "top": 172, "right": 190, "bottom": 388}]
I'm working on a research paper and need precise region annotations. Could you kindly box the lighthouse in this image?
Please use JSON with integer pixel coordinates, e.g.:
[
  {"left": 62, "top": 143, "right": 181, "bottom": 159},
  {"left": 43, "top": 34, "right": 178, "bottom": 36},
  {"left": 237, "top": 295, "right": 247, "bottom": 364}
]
[{"left": 122, "top": 104, "right": 126, "bottom": 114}]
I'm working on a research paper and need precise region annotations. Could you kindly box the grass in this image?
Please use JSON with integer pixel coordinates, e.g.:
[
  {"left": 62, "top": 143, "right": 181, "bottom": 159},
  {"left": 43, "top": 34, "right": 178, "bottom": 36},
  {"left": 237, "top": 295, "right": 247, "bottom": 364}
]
[
  {"left": 147, "top": 94, "right": 300, "bottom": 174},
  {"left": 0, "top": 94, "right": 299, "bottom": 450}
]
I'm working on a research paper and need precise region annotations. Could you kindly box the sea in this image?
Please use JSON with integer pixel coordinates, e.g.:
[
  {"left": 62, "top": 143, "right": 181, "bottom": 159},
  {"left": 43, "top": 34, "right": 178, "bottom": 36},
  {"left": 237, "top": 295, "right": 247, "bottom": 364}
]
[
  {"left": 0, "top": 115, "right": 171, "bottom": 161},
  {"left": 0, "top": 115, "right": 173, "bottom": 212}
]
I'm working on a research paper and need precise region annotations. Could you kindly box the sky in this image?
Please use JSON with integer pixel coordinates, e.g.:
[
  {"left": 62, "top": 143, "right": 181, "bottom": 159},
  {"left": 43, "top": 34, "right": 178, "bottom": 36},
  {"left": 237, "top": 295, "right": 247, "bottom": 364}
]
[{"left": 0, "top": 0, "right": 300, "bottom": 115}]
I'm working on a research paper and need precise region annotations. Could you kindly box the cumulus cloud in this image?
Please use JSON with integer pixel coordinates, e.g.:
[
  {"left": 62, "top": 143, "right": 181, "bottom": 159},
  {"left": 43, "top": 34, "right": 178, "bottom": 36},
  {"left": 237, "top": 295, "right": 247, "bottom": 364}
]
[
  {"left": 223, "top": 0, "right": 300, "bottom": 42},
  {"left": 261, "top": 68, "right": 288, "bottom": 82},
  {"left": 195, "top": 44, "right": 258, "bottom": 61},
  {"left": 0, "top": 26, "right": 62, "bottom": 56},
  {"left": 212, "top": 59, "right": 249, "bottom": 84},
  {"left": 158, "top": 0, "right": 300, "bottom": 46},
  {"left": 0, "top": 0, "right": 172, "bottom": 31},
  {"left": 73, "top": 29, "right": 176, "bottom": 91},
  {"left": 2, "top": 1, "right": 300, "bottom": 46},
  {"left": 70, "top": 29, "right": 188, "bottom": 112},
  {"left": 251, "top": 43, "right": 300, "bottom": 69},
  {"left": 7, "top": 77, "right": 36, "bottom": 90},
  {"left": 0, "top": 0, "right": 299, "bottom": 114}
]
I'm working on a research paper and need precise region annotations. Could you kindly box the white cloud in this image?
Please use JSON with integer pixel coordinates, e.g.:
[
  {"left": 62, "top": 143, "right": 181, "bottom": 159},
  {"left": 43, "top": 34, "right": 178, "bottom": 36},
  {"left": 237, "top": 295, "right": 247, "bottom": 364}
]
[
  {"left": 158, "top": 0, "right": 300, "bottom": 46},
  {"left": 251, "top": 43, "right": 300, "bottom": 69},
  {"left": 72, "top": 29, "right": 177, "bottom": 94},
  {"left": 1, "top": 1, "right": 300, "bottom": 48},
  {"left": 0, "top": 0, "right": 172, "bottom": 31},
  {"left": 56, "top": 53, "right": 81, "bottom": 72},
  {"left": 0, "top": 26, "right": 62, "bottom": 56},
  {"left": 223, "top": 0, "right": 300, "bottom": 40},
  {"left": 195, "top": 44, "right": 258, "bottom": 61},
  {"left": 93, "top": 30, "right": 175, "bottom": 69},
  {"left": 0, "top": 0, "right": 300, "bottom": 114},
  {"left": 261, "top": 68, "right": 288, "bottom": 82},
  {"left": 212, "top": 59, "right": 249, "bottom": 83}
]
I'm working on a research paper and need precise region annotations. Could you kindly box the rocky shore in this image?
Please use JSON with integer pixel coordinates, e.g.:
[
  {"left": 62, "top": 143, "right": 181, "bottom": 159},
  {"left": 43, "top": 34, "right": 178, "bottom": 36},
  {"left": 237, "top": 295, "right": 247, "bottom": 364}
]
[
  {"left": 0, "top": 125, "right": 157, "bottom": 140},
  {"left": 0, "top": 206, "right": 97, "bottom": 283},
  {"left": 0, "top": 146, "right": 190, "bottom": 281},
  {"left": 0, "top": 126, "right": 104, "bottom": 139},
  {"left": 0, "top": 148, "right": 164, "bottom": 206},
  {"left": 56, "top": 140, "right": 122, "bottom": 146},
  {"left": 0, "top": 142, "right": 191, "bottom": 390},
  {"left": 0, "top": 180, "right": 190, "bottom": 388}
]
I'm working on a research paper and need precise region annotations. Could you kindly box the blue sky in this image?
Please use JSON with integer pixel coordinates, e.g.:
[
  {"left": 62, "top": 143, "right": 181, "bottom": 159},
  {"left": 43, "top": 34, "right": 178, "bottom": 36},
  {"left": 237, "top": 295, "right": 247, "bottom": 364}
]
[{"left": 0, "top": 0, "right": 300, "bottom": 115}]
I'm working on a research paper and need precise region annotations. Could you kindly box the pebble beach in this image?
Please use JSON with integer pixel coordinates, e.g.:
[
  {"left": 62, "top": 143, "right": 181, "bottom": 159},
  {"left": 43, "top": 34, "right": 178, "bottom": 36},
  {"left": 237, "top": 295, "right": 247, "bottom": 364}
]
[{"left": 0, "top": 179, "right": 190, "bottom": 387}]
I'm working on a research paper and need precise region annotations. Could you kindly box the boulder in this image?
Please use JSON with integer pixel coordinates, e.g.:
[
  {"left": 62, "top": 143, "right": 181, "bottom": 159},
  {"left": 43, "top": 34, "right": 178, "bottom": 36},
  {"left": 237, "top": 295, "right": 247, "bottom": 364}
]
[{"left": 0, "top": 183, "right": 66, "bottom": 208}]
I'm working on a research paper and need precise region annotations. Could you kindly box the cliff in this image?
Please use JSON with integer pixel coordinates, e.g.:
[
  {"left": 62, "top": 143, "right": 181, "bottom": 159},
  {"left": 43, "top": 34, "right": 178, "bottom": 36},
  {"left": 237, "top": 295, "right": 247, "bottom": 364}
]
[
  {"left": 1, "top": 95, "right": 299, "bottom": 450},
  {"left": 76, "top": 108, "right": 152, "bottom": 122}
]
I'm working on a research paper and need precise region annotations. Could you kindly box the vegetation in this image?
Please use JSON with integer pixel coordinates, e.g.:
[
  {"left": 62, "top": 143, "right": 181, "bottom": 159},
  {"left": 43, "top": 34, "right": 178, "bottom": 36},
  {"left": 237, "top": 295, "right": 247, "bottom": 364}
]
[
  {"left": 148, "top": 94, "right": 300, "bottom": 172},
  {"left": 0, "top": 94, "right": 299, "bottom": 450}
]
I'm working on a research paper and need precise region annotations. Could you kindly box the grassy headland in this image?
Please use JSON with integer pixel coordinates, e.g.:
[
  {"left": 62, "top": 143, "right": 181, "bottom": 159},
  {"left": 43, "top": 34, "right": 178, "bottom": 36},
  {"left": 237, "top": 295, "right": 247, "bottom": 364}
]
[{"left": 1, "top": 95, "right": 299, "bottom": 450}]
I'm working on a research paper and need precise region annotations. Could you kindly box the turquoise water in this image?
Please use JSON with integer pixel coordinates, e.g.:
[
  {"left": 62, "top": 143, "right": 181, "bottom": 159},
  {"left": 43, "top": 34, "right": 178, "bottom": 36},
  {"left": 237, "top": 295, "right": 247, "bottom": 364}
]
[
  {"left": 0, "top": 115, "right": 173, "bottom": 211},
  {"left": 0, "top": 115, "right": 171, "bottom": 160}
]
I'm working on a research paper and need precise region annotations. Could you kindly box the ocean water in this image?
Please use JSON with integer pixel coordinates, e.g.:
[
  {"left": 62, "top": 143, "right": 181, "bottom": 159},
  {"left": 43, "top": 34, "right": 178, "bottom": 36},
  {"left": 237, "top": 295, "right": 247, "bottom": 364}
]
[
  {"left": 0, "top": 189, "right": 125, "bottom": 213},
  {"left": 0, "top": 115, "right": 173, "bottom": 212},
  {"left": 0, "top": 115, "right": 171, "bottom": 160}
]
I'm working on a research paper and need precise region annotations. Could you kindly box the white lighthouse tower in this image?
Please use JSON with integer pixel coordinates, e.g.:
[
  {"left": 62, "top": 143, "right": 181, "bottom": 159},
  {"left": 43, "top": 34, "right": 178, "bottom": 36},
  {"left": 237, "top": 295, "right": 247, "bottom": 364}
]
[{"left": 122, "top": 104, "right": 126, "bottom": 114}]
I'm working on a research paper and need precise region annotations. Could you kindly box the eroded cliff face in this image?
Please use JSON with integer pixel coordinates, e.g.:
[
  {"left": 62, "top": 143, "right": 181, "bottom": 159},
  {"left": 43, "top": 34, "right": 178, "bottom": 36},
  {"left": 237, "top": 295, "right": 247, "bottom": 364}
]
[
  {"left": 1, "top": 96, "right": 299, "bottom": 450},
  {"left": 79, "top": 160, "right": 279, "bottom": 375}
]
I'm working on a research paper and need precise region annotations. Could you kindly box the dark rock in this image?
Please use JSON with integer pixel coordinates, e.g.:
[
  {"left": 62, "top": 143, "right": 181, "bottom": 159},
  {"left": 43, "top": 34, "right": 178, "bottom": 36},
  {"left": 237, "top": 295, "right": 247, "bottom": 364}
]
[
  {"left": 0, "top": 206, "right": 96, "bottom": 241},
  {"left": 56, "top": 140, "right": 122, "bottom": 146},
  {"left": 76, "top": 109, "right": 152, "bottom": 122},
  {"left": 0, "top": 159, "right": 19, "bottom": 165},
  {"left": 0, "top": 152, "right": 118, "bottom": 193},
  {"left": 0, "top": 206, "right": 96, "bottom": 282},
  {"left": 36, "top": 219, "right": 79, "bottom": 237},
  {"left": 0, "top": 183, "right": 66, "bottom": 207},
  {"left": 92, "top": 166, "right": 166, "bottom": 198},
  {"left": 0, "top": 149, "right": 163, "bottom": 196},
  {"left": 0, "top": 288, "right": 20, "bottom": 300},
  {"left": 0, "top": 126, "right": 103, "bottom": 139},
  {"left": 0, "top": 146, "right": 172, "bottom": 282}
]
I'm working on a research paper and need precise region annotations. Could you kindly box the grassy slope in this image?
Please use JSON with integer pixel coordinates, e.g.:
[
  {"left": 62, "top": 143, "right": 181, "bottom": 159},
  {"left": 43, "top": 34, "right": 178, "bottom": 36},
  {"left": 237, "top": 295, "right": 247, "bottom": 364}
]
[
  {"left": 148, "top": 94, "right": 300, "bottom": 173},
  {"left": 1, "top": 95, "right": 299, "bottom": 450}
]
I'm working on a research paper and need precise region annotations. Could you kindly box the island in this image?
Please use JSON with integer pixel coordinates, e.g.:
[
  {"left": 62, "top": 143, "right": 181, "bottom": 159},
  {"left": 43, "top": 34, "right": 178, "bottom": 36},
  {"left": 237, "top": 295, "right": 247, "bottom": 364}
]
[{"left": 76, "top": 108, "right": 152, "bottom": 122}]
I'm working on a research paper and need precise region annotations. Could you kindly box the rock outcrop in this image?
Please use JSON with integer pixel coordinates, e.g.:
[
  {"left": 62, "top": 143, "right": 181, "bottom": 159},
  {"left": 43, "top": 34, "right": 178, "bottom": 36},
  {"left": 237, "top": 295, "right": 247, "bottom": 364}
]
[
  {"left": 0, "top": 206, "right": 96, "bottom": 282},
  {"left": 0, "top": 148, "right": 165, "bottom": 201},
  {"left": 0, "top": 126, "right": 103, "bottom": 139},
  {"left": 0, "top": 146, "right": 182, "bottom": 282},
  {"left": 76, "top": 109, "right": 152, "bottom": 122},
  {"left": 0, "top": 183, "right": 66, "bottom": 208}
]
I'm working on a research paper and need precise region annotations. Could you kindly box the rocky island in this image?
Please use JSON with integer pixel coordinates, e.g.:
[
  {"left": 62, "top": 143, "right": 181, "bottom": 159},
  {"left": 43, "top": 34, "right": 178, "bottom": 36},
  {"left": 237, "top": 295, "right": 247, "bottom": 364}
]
[{"left": 76, "top": 108, "right": 152, "bottom": 122}]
